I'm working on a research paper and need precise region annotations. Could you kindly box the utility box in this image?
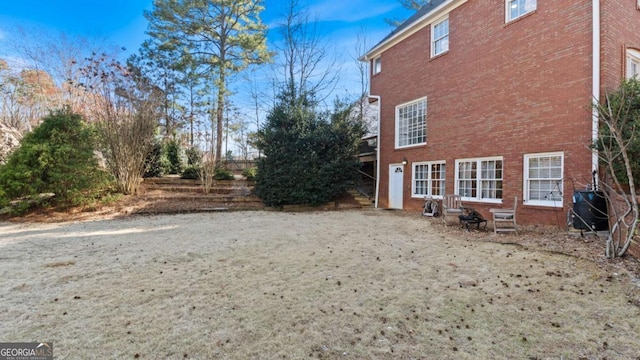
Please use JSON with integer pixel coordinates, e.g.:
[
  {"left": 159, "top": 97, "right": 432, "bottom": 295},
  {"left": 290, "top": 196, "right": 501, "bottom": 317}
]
[{"left": 572, "top": 191, "right": 609, "bottom": 231}]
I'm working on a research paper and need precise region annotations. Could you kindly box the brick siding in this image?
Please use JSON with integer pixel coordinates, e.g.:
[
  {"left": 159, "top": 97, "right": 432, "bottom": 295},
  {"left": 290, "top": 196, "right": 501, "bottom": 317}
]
[{"left": 370, "top": 0, "right": 640, "bottom": 227}]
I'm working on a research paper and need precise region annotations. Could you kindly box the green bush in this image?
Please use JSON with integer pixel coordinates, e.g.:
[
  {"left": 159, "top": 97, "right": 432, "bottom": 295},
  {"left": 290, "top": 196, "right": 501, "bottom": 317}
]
[
  {"left": 181, "top": 165, "right": 201, "bottom": 180},
  {"left": 242, "top": 167, "right": 257, "bottom": 181},
  {"left": 185, "top": 146, "right": 201, "bottom": 166},
  {"left": 213, "top": 167, "right": 234, "bottom": 180},
  {"left": 143, "top": 139, "right": 164, "bottom": 178},
  {"left": 255, "top": 95, "right": 364, "bottom": 207},
  {"left": 164, "top": 138, "right": 183, "bottom": 174},
  {"left": 0, "top": 108, "right": 112, "bottom": 212},
  {"left": 214, "top": 167, "right": 234, "bottom": 180},
  {"left": 596, "top": 78, "right": 640, "bottom": 186}
]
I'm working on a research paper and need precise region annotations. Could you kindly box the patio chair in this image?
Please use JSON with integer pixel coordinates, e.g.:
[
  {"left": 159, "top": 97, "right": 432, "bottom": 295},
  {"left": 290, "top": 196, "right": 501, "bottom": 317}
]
[
  {"left": 442, "top": 194, "right": 464, "bottom": 226},
  {"left": 490, "top": 196, "right": 518, "bottom": 234}
]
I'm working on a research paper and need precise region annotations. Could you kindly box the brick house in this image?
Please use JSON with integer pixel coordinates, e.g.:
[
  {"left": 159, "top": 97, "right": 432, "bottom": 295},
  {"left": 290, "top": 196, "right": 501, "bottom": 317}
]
[{"left": 361, "top": 0, "right": 640, "bottom": 227}]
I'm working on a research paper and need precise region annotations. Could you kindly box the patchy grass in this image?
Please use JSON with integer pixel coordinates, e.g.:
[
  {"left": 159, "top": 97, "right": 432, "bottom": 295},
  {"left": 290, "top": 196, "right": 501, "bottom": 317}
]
[{"left": 0, "top": 211, "right": 639, "bottom": 359}]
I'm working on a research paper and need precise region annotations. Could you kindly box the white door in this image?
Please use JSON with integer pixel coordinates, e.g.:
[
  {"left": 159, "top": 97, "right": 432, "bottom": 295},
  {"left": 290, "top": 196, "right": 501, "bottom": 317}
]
[{"left": 389, "top": 164, "right": 404, "bottom": 209}]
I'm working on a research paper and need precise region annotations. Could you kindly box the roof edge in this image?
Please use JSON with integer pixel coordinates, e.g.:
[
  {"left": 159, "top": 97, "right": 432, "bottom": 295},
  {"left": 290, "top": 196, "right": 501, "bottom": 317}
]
[{"left": 361, "top": 0, "right": 466, "bottom": 61}]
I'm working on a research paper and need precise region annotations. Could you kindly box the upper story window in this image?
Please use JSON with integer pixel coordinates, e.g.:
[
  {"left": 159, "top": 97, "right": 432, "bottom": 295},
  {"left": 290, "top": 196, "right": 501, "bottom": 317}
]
[
  {"left": 506, "top": 0, "right": 537, "bottom": 22},
  {"left": 455, "top": 157, "right": 503, "bottom": 202},
  {"left": 627, "top": 49, "right": 640, "bottom": 79},
  {"left": 372, "top": 57, "right": 381, "bottom": 75},
  {"left": 431, "top": 17, "right": 449, "bottom": 57},
  {"left": 523, "top": 152, "right": 563, "bottom": 207},
  {"left": 396, "top": 97, "right": 427, "bottom": 148}
]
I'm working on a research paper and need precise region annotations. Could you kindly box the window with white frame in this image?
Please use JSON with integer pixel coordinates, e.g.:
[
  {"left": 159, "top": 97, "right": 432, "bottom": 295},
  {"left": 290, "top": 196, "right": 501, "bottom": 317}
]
[
  {"left": 455, "top": 157, "right": 503, "bottom": 202},
  {"left": 524, "top": 152, "right": 563, "bottom": 207},
  {"left": 626, "top": 49, "right": 640, "bottom": 79},
  {"left": 506, "top": 0, "right": 537, "bottom": 22},
  {"left": 412, "top": 161, "right": 446, "bottom": 198},
  {"left": 431, "top": 17, "right": 449, "bottom": 57},
  {"left": 396, "top": 98, "right": 427, "bottom": 148},
  {"left": 373, "top": 57, "right": 381, "bottom": 75}
]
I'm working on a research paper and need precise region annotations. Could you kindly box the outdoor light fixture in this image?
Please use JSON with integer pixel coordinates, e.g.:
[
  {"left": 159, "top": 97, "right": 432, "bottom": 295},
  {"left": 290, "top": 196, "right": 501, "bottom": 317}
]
[{"left": 402, "top": 157, "right": 408, "bottom": 166}]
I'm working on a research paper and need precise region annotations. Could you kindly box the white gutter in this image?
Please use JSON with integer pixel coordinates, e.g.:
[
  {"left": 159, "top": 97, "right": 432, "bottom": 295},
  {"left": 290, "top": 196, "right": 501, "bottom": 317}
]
[
  {"left": 369, "top": 95, "right": 381, "bottom": 208},
  {"left": 592, "top": 0, "right": 600, "bottom": 186}
]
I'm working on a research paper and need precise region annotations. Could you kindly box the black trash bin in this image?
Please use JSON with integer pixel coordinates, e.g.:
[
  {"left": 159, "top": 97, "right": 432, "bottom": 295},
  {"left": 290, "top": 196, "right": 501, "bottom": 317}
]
[{"left": 572, "top": 190, "right": 609, "bottom": 231}]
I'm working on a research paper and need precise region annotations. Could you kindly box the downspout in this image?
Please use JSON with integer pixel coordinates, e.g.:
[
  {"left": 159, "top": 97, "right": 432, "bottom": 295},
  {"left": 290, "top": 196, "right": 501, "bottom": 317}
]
[
  {"left": 592, "top": 0, "right": 601, "bottom": 187},
  {"left": 369, "top": 95, "right": 382, "bottom": 208}
]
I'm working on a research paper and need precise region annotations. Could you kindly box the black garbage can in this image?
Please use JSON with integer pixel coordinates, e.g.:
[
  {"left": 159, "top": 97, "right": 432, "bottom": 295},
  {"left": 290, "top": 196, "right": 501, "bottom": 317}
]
[{"left": 572, "top": 190, "right": 609, "bottom": 231}]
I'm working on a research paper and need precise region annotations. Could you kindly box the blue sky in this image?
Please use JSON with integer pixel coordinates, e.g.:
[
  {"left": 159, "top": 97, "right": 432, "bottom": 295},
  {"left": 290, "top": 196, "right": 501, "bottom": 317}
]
[
  {"left": 0, "top": 0, "right": 408, "bottom": 61},
  {"left": 0, "top": 0, "right": 412, "bottom": 105}
]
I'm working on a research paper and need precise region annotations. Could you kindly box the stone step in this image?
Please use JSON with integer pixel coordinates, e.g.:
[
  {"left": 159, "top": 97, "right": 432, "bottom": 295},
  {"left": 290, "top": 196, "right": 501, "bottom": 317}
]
[
  {"left": 347, "top": 189, "right": 374, "bottom": 207},
  {"left": 139, "top": 193, "right": 261, "bottom": 202},
  {"left": 143, "top": 177, "right": 254, "bottom": 187},
  {"left": 142, "top": 185, "right": 250, "bottom": 194}
]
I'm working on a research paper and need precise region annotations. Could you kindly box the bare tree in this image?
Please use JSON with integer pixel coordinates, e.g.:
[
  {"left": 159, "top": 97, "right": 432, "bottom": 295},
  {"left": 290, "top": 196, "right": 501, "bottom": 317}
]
[
  {"left": 273, "top": 0, "right": 340, "bottom": 106},
  {"left": 5, "top": 27, "right": 115, "bottom": 116},
  {"left": 79, "top": 55, "right": 162, "bottom": 195},
  {"left": 595, "top": 79, "right": 640, "bottom": 258},
  {"left": 352, "top": 30, "right": 370, "bottom": 124}
]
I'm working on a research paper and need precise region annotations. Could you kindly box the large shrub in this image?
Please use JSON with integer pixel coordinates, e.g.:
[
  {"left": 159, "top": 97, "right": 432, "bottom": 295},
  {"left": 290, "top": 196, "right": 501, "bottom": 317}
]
[
  {"left": 143, "top": 139, "right": 165, "bottom": 178},
  {"left": 0, "top": 108, "right": 111, "bottom": 209},
  {"left": 255, "top": 95, "right": 364, "bottom": 207},
  {"left": 164, "top": 138, "right": 184, "bottom": 174}
]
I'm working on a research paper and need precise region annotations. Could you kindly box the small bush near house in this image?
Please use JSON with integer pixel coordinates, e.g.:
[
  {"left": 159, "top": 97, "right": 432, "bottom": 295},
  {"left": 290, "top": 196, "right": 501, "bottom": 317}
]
[{"left": 0, "top": 108, "right": 112, "bottom": 213}]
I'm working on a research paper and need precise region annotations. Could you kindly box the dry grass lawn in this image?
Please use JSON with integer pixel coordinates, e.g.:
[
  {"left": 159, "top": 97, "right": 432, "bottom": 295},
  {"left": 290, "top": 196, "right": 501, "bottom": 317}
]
[{"left": 1, "top": 210, "right": 639, "bottom": 359}]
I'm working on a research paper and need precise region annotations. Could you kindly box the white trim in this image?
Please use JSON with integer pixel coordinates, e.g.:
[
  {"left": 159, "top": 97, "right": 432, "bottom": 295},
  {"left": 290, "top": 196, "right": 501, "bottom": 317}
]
[
  {"left": 372, "top": 57, "right": 382, "bottom": 75},
  {"left": 395, "top": 97, "right": 428, "bottom": 149},
  {"left": 523, "top": 152, "right": 564, "bottom": 208},
  {"left": 431, "top": 16, "right": 449, "bottom": 58},
  {"left": 592, "top": 0, "right": 600, "bottom": 179},
  {"left": 361, "top": 0, "right": 467, "bottom": 61},
  {"left": 626, "top": 49, "right": 640, "bottom": 79},
  {"left": 369, "top": 95, "right": 381, "bottom": 208},
  {"left": 454, "top": 156, "right": 504, "bottom": 203},
  {"left": 411, "top": 160, "right": 447, "bottom": 198}
]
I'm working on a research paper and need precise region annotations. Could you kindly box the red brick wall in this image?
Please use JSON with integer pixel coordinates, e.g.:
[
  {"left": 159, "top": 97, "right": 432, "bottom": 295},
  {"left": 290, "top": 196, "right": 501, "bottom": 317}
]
[
  {"left": 601, "top": 0, "right": 640, "bottom": 91},
  {"left": 370, "top": 0, "right": 639, "bottom": 227}
]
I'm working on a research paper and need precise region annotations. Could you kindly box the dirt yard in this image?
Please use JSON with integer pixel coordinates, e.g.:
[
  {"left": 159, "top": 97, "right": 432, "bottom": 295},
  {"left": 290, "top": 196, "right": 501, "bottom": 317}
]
[{"left": 1, "top": 209, "right": 640, "bottom": 359}]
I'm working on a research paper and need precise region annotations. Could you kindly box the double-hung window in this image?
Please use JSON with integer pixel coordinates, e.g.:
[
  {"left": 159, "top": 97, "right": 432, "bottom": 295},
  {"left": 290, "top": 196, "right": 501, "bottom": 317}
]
[
  {"left": 506, "top": 0, "right": 537, "bottom": 22},
  {"left": 396, "top": 98, "right": 427, "bottom": 148},
  {"left": 455, "top": 157, "right": 503, "bottom": 202},
  {"left": 412, "top": 161, "right": 446, "bottom": 198},
  {"left": 627, "top": 49, "right": 640, "bottom": 79},
  {"left": 524, "top": 152, "right": 563, "bottom": 207},
  {"left": 431, "top": 17, "right": 449, "bottom": 57},
  {"left": 372, "top": 57, "right": 381, "bottom": 75}
]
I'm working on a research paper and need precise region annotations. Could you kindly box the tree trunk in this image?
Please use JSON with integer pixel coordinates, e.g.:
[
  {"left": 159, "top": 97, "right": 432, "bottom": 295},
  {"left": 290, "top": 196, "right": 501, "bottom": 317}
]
[{"left": 216, "top": 80, "right": 224, "bottom": 165}]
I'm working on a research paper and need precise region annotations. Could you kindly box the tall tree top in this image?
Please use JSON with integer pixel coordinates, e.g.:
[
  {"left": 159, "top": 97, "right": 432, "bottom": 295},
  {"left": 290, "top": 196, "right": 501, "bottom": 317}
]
[{"left": 145, "top": 0, "right": 270, "bottom": 72}]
